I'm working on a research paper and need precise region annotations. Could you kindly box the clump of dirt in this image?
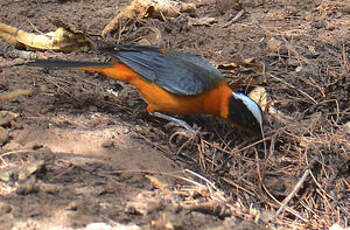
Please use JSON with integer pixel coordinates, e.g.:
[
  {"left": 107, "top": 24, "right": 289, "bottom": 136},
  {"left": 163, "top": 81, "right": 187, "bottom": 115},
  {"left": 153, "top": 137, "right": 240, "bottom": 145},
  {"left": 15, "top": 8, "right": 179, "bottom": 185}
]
[{"left": 0, "top": 0, "right": 349, "bottom": 229}]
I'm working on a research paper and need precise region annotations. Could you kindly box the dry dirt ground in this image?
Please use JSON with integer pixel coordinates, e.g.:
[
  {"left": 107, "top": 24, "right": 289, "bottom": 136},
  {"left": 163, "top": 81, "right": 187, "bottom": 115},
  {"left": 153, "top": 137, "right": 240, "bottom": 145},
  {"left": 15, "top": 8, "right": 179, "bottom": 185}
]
[{"left": 0, "top": 0, "right": 349, "bottom": 229}]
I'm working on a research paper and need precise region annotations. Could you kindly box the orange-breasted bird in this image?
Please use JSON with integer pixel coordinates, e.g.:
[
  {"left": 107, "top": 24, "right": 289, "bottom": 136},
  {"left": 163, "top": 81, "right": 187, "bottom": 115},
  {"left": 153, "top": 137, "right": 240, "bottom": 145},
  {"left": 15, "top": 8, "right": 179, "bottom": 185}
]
[{"left": 28, "top": 45, "right": 263, "bottom": 133}]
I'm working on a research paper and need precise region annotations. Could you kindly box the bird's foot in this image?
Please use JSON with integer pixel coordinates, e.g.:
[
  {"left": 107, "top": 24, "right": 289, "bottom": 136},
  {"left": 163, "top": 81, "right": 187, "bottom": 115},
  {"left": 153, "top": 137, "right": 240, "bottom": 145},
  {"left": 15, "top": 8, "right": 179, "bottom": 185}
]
[{"left": 153, "top": 112, "right": 196, "bottom": 132}]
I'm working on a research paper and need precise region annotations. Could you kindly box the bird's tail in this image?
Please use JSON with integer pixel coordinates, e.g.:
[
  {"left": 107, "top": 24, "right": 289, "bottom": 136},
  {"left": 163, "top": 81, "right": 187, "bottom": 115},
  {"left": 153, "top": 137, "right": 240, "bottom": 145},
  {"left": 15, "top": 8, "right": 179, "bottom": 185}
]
[
  {"left": 27, "top": 59, "right": 112, "bottom": 69},
  {"left": 27, "top": 59, "right": 137, "bottom": 82}
]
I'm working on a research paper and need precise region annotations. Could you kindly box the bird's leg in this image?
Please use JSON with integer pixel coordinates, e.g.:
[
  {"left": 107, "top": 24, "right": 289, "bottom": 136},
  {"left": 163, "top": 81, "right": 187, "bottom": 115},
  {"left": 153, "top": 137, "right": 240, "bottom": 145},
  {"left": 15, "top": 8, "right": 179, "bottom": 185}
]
[{"left": 152, "top": 112, "right": 195, "bottom": 132}]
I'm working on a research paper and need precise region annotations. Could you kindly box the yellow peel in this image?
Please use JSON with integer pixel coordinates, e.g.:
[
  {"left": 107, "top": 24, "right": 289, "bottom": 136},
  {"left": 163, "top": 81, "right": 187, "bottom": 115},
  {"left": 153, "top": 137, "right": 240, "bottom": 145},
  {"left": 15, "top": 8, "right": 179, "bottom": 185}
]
[{"left": 0, "top": 22, "right": 88, "bottom": 52}]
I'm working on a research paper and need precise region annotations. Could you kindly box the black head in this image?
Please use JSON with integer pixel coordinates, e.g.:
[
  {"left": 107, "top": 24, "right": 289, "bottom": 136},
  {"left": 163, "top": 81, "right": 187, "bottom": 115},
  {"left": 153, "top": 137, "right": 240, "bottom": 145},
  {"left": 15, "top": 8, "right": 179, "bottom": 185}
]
[{"left": 227, "top": 92, "right": 264, "bottom": 134}]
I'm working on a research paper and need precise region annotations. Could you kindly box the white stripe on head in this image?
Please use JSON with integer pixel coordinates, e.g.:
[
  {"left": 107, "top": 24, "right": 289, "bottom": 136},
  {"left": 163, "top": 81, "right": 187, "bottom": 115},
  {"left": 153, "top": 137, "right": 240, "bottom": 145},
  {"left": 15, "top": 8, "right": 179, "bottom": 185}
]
[{"left": 233, "top": 92, "right": 263, "bottom": 126}]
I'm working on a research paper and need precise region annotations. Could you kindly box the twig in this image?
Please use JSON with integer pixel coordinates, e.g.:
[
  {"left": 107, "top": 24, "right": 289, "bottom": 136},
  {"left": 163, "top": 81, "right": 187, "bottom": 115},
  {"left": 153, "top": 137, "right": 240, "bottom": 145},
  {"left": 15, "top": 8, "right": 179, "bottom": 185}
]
[
  {"left": 262, "top": 182, "right": 307, "bottom": 222},
  {"left": 269, "top": 73, "right": 317, "bottom": 104},
  {"left": 222, "top": 177, "right": 256, "bottom": 197},
  {"left": 0, "top": 149, "right": 33, "bottom": 165},
  {"left": 27, "top": 18, "right": 44, "bottom": 35},
  {"left": 197, "top": 142, "right": 206, "bottom": 171},
  {"left": 223, "top": 9, "right": 245, "bottom": 28},
  {"left": 0, "top": 89, "right": 33, "bottom": 101},
  {"left": 309, "top": 170, "right": 335, "bottom": 201},
  {"left": 184, "top": 169, "right": 217, "bottom": 190},
  {"left": 256, "top": 146, "right": 307, "bottom": 222},
  {"left": 211, "top": 136, "right": 272, "bottom": 172},
  {"left": 274, "top": 168, "right": 310, "bottom": 218},
  {"left": 341, "top": 40, "right": 350, "bottom": 74}
]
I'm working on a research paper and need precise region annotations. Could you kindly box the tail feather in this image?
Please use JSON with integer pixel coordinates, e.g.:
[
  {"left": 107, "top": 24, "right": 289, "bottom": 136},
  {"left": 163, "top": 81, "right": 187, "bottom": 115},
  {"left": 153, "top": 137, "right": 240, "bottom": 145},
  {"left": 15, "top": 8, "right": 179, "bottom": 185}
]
[{"left": 27, "top": 59, "right": 112, "bottom": 69}]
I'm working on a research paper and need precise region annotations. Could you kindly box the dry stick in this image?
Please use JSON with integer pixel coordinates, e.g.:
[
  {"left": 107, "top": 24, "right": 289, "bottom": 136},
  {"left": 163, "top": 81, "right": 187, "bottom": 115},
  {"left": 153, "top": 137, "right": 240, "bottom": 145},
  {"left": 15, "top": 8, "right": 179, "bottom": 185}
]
[
  {"left": 169, "top": 130, "right": 198, "bottom": 155},
  {"left": 281, "top": 36, "right": 310, "bottom": 65},
  {"left": 342, "top": 178, "right": 350, "bottom": 193},
  {"left": 260, "top": 123, "right": 267, "bottom": 159},
  {"left": 44, "top": 76, "right": 73, "bottom": 98},
  {"left": 274, "top": 168, "right": 310, "bottom": 218},
  {"left": 0, "top": 149, "right": 33, "bottom": 166},
  {"left": 222, "top": 177, "right": 256, "bottom": 197},
  {"left": 255, "top": 146, "right": 307, "bottom": 222},
  {"left": 269, "top": 73, "right": 317, "bottom": 104},
  {"left": 105, "top": 168, "right": 209, "bottom": 188},
  {"left": 209, "top": 136, "right": 272, "bottom": 172},
  {"left": 0, "top": 89, "right": 33, "bottom": 101},
  {"left": 184, "top": 169, "right": 217, "bottom": 190},
  {"left": 197, "top": 142, "right": 206, "bottom": 171},
  {"left": 183, "top": 169, "right": 229, "bottom": 203},
  {"left": 205, "top": 136, "right": 270, "bottom": 157},
  {"left": 262, "top": 182, "right": 307, "bottom": 222},
  {"left": 223, "top": 9, "right": 245, "bottom": 28},
  {"left": 27, "top": 18, "right": 44, "bottom": 35},
  {"left": 309, "top": 170, "right": 335, "bottom": 201},
  {"left": 342, "top": 40, "right": 350, "bottom": 73}
]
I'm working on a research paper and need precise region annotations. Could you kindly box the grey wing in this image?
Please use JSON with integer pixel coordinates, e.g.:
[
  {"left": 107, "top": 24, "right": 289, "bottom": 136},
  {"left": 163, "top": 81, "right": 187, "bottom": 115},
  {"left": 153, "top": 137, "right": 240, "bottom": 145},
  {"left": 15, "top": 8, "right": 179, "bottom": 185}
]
[
  {"left": 172, "top": 52, "right": 223, "bottom": 79},
  {"left": 111, "top": 49, "right": 225, "bottom": 96}
]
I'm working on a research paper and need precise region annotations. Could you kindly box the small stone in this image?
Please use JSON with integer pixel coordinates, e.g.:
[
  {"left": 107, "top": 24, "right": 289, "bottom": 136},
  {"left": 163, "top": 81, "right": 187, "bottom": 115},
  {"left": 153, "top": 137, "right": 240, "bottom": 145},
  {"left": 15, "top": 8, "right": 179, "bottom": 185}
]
[
  {"left": 0, "top": 202, "right": 12, "bottom": 216},
  {"left": 67, "top": 201, "right": 78, "bottom": 211},
  {"left": 0, "top": 127, "right": 9, "bottom": 145},
  {"left": 340, "top": 5, "right": 350, "bottom": 14},
  {"left": 85, "top": 222, "right": 111, "bottom": 230},
  {"left": 88, "top": 105, "right": 98, "bottom": 112},
  {"left": 39, "top": 182, "right": 61, "bottom": 194},
  {"left": 329, "top": 223, "right": 350, "bottom": 230},
  {"left": 0, "top": 111, "right": 19, "bottom": 126},
  {"left": 312, "top": 20, "right": 324, "bottom": 29},
  {"left": 18, "top": 160, "right": 45, "bottom": 181},
  {"left": 344, "top": 122, "right": 350, "bottom": 135},
  {"left": 101, "top": 139, "right": 114, "bottom": 148},
  {"left": 0, "top": 170, "right": 15, "bottom": 182},
  {"left": 16, "top": 176, "right": 39, "bottom": 195},
  {"left": 216, "top": 0, "right": 241, "bottom": 15},
  {"left": 0, "top": 213, "right": 14, "bottom": 229}
]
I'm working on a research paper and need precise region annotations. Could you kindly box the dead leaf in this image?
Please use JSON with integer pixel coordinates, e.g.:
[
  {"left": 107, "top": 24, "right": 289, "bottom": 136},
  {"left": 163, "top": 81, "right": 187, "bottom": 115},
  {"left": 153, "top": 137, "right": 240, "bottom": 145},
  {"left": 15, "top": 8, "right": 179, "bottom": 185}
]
[
  {"left": 0, "top": 127, "right": 9, "bottom": 146},
  {"left": 0, "top": 22, "right": 88, "bottom": 52},
  {"left": 217, "top": 62, "right": 238, "bottom": 70},
  {"left": 188, "top": 17, "right": 217, "bottom": 27},
  {"left": 344, "top": 122, "right": 350, "bottom": 136},
  {"left": 145, "top": 175, "right": 168, "bottom": 189},
  {"left": 243, "top": 57, "right": 255, "bottom": 64},
  {"left": 102, "top": 0, "right": 196, "bottom": 36},
  {"left": 0, "top": 111, "right": 19, "bottom": 126},
  {"left": 18, "top": 160, "right": 45, "bottom": 181},
  {"left": 267, "top": 37, "right": 281, "bottom": 54},
  {"left": 248, "top": 86, "right": 267, "bottom": 111},
  {"left": 295, "top": 65, "right": 303, "bottom": 72}
]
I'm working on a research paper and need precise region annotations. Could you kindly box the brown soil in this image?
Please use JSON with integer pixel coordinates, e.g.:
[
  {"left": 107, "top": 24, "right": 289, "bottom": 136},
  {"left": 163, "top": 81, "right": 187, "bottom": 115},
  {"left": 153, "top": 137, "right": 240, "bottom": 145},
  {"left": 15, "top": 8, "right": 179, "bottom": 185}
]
[{"left": 0, "top": 0, "right": 349, "bottom": 229}]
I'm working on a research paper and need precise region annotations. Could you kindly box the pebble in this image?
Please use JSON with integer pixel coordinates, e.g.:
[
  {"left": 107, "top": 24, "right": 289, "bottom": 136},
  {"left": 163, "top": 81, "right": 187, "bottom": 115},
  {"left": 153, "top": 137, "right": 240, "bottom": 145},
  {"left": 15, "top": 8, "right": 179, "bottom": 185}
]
[{"left": 0, "top": 127, "right": 9, "bottom": 145}]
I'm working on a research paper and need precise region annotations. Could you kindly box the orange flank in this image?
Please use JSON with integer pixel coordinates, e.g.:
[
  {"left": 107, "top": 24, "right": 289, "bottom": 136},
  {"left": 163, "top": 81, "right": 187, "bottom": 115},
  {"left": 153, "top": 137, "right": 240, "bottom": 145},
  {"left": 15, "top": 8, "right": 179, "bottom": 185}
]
[
  {"left": 132, "top": 78, "right": 232, "bottom": 117},
  {"left": 75, "top": 62, "right": 138, "bottom": 83}
]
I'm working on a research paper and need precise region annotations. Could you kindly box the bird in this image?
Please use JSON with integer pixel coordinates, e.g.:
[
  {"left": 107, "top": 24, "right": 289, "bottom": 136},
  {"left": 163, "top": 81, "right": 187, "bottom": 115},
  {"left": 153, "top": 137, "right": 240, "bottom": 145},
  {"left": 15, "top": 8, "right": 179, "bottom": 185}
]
[{"left": 28, "top": 45, "right": 263, "bottom": 134}]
